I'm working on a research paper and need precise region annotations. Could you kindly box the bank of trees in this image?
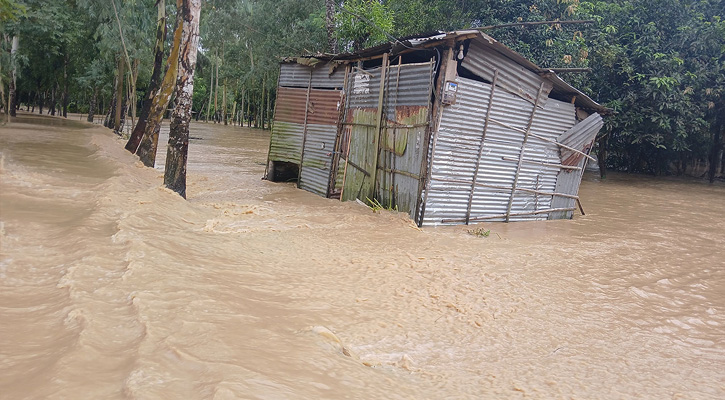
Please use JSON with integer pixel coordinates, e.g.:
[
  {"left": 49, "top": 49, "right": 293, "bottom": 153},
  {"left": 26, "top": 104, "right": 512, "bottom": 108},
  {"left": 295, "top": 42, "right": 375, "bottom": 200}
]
[{"left": 1, "top": 0, "right": 723, "bottom": 181}]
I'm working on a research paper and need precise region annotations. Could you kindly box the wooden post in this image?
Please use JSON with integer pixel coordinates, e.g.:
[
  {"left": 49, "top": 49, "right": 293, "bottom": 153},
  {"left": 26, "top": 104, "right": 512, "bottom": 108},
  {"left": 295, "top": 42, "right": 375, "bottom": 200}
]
[
  {"left": 369, "top": 52, "right": 389, "bottom": 201},
  {"left": 296, "top": 70, "right": 313, "bottom": 187},
  {"left": 504, "top": 82, "right": 546, "bottom": 222},
  {"left": 327, "top": 64, "right": 351, "bottom": 197},
  {"left": 465, "top": 69, "right": 498, "bottom": 224}
]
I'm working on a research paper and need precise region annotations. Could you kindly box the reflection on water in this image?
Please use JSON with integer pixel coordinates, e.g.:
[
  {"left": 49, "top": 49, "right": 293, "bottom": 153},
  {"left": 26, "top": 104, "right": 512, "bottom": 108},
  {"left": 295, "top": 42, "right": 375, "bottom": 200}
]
[{"left": 1, "top": 113, "right": 724, "bottom": 399}]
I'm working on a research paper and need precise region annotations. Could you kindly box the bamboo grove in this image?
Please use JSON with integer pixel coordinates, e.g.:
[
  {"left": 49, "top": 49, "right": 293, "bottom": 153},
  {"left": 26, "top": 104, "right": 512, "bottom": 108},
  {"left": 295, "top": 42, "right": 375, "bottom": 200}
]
[{"left": 1, "top": 0, "right": 723, "bottom": 182}]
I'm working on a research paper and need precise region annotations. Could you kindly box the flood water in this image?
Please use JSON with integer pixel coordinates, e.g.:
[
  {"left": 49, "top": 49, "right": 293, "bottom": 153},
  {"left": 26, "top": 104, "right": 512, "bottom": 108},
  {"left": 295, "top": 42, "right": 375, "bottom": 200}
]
[{"left": 1, "top": 113, "right": 724, "bottom": 399}]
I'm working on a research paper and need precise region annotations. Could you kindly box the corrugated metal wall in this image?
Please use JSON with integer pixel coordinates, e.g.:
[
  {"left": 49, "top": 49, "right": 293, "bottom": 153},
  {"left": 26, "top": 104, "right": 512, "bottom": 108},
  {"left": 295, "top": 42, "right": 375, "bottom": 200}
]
[
  {"left": 278, "top": 62, "right": 345, "bottom": 89},
  {"left": 549, "top": 113, "right": 603, "bottom": 219},
  {"left": 377, "top": 62, "right": 435, "bottom": 218},
  {"left": 269, "top": 87, "right": 306, "bottom": 164},
  {"left": 339, "top": 61, "right": 434, "bottom": 219},
  {"left": 268, "top": 62, "right": 344, "bottom": 197},
  {"left": 299, "top": 90, "right": 343, "bottom": 196},
  {"left": 341, "top": 68, "right": 380, "bottom": 203},
  {"left": 462, "top": 39, "right": 553, "bottom": 107},
  {"left": 422, "top": 77, "right": 578, "bottom": 226}
]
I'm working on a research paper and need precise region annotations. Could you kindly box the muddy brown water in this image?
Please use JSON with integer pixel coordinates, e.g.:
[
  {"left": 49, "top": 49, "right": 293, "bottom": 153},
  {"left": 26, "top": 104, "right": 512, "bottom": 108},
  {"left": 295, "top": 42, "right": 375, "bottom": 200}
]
[{"left": 1, "top": 113, "right": 724, "bottom": 399}]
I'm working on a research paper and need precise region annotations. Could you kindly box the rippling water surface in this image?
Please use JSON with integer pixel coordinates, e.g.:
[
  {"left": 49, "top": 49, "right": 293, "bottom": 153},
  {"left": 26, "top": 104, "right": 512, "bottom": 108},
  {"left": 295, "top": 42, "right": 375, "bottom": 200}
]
[{"left": 1, "top": 114, "right": 723, "bottom": 399}]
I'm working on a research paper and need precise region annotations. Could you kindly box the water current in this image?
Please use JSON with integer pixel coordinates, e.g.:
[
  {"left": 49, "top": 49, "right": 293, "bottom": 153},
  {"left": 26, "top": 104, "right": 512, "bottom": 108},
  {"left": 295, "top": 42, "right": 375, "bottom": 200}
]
[{"left": 1, "top": 113, "right": 724, "bottom": 399}]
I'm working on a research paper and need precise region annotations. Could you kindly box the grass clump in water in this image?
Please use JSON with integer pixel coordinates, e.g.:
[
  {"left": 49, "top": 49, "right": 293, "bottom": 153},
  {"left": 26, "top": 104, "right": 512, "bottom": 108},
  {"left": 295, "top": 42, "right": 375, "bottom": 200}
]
[{"left": 365, "top": 197, "right": 398, "bottom": 213}]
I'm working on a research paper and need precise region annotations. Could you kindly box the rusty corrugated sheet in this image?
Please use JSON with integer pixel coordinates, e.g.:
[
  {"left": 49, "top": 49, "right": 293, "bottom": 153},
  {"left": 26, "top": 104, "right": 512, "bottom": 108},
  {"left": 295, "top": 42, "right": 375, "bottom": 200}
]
[
  {"left": 274, "top": 87, "right": 309, "bottom": 124},
  {"left": 269, "top": 82, "right": 343, "bottom": 198},
  {"left": 279, "top": 62, "right": 345, "bottom": 89},
  {"left": 298, "top": 89, "right": 343, "bottom": 196},
  {"left": 549, "top": 113, "right": 603, "bottom": 219},
  {"left": 269, "top": 87, "right": 307, "bottom": 164},
  {"left": 462, "top": 38, "right": 553, "bottom": 107}
]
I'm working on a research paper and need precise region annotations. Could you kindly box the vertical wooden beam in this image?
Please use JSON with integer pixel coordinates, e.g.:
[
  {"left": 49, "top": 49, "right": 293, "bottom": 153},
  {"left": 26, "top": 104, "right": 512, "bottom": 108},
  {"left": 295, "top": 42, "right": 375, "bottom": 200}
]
[
  {"left": 327, "top": 63, "right": 351, "bottom": 197},
  {"left": 390, "top": 56, "right": 403, "bottom": 208},
  {"left": 465, "top": 69, "right": 499, "bottom": 224},
  {"left": 369, "top": 52, "right": 389, "bottom": 200},
  {"left": 297, "top": 70, "right": 313, "bottom": 187},
  {"left": 504, "top": 82, "right": 546, "bottom": 222}
]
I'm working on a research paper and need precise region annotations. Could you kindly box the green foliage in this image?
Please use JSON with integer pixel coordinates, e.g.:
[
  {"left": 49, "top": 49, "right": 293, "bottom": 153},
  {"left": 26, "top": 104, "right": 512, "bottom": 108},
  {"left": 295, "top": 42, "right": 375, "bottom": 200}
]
[
  {"left": 337, "top": 0, "right": 394, "bottom": 51},
  {"left": 576, "top": 0, "right": 725, "bottom": 175},
  {"left": 0, "top": 0, "right": 25, "bottom": 21}
]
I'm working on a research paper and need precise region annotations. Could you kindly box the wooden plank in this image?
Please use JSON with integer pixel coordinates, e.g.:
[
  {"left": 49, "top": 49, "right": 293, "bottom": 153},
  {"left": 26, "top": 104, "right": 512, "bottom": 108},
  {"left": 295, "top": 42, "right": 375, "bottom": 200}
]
[
  {"left": 500, "top": 156, "right": 582, "bottom": 171},
  {"left": 441, "top": 207, "right": 577, "bottom": 223},
  {"left": 369, "top": 52, "right": 389, "bottom": 200}
]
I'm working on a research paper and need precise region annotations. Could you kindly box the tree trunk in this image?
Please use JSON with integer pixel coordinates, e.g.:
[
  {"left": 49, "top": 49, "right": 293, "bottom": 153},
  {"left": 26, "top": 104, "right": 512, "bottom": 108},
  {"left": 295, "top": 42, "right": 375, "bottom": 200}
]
[
  {"left": 205, "top": 55, "right": 213, "bottom": 122},
  {"left": 136, "top": 0, "right": 184, "bottom": 167},
  {"left": 230, "top": 100, "right": 236, "bottom": 126},
  {"left": 126, "top": 0, "right": 167, "bottom": 153},
  {"left": 325, "top": 0, "right": 337, "bottom": 53},
  {"left": 261, "top": 75, "right": 266, "bottom": 129},
  {"left": 87, "top": 86, "right": 98, "bottom": 123},
  {"left": 223, "top": 79, "right": 227, "bottom": 125},
  {"left": 62, "top": 54, "right": 69, "bottom": 118},
  {"left": 9, "top": 35, "right": 19, "bottom": 117},
  {"left": 105, "top": 73, "right": 118, "bottom": 127},
  {"left": 709, "top": 123, "right": 722, "bottom": 183},
  {"left": 164, "top": 0, "right": 201, "bottom": 198},
  {"left": 49, "top": 85, "right": 57, "bottom": 116},
  {"left": 214, "top": 48, "right": 219, "bottom": 122},
  {"left": 240, "top": 89, "right": 245, "bottom": 126},
  {"left": 114, "top": 55, "right": 125, "bottom": 131},
  {"left": 38, "top": 87, "right": 44, "bottom": 115}
]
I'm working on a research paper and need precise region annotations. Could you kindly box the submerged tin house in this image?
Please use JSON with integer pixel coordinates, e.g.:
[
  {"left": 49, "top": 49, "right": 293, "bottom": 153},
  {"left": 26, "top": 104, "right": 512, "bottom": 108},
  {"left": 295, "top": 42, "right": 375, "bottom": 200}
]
[{"left": 265, "top": 30, "right": 608, "bottom": 226}]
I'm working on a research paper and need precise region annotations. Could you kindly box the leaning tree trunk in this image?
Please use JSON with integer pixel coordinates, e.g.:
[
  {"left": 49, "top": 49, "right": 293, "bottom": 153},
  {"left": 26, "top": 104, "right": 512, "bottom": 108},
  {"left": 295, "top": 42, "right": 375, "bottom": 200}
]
[
  {"left": 9, "top": 35, "right": 19, "bottom": 117},
  {"left": 164, "top": 0, "right": 201, "bottom": 198},
  {"left": 126, "top": 0, "right": 167, "bottom": 153},
  {"left": 136, "top": 1, "right": 183, "bottom": 167}
]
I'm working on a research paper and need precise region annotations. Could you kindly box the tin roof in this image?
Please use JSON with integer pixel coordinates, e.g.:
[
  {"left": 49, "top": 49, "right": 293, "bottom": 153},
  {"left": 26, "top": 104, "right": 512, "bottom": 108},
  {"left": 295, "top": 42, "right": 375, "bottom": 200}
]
[{"left": 284, "top": 30, "right": 609, "bottom": 114}]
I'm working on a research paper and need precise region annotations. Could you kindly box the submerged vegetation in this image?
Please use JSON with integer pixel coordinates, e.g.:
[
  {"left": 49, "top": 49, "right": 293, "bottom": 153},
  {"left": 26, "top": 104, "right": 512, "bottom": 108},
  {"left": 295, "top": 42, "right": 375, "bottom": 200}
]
[{"left": 1, "top": 0, "right": 723, "bottom": 181}]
